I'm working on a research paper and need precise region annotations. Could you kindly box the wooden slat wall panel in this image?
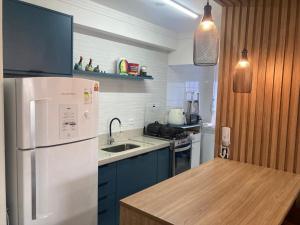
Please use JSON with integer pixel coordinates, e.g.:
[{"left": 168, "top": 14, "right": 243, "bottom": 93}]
[
  {"left": 239, "top": 0, "right": 254, "bottom": 163},
  {"left": 260, "top": 0, "right": 280, "bottom": 167},
  {"left": 215, "top": 0, "right": 300, "bottom": 174},
  {"left": 265, "top": 0, "right": 289, "bottom": 168},
  {"left": 279, "top": 0, "right": 298, "bottom": 172},
  {"left": 230, "top": 6, "right": 243, "bottom": 161},
  {"left": 245, "top": 0, "right": 262, "bottom": 163},
  {"left": 253, "top": 0, "right": 270, "bottom": 166}
]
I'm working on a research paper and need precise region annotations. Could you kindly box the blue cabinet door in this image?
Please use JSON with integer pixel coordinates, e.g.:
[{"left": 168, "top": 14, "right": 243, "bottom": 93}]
[
  {"left": 116, "top": 151, "right": 157, "bottom": 200},
  {"left": 3, "top": 0, "right": 73, "bottom": 76},
  {"left": 116, "top": 151, "right": 157, "bottom": 224},
  {"left": 157, "top": 148, "right": 171, "bottom": 183}
]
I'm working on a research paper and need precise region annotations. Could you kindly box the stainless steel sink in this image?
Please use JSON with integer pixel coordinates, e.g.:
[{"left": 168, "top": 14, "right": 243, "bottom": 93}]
[{"left": 102, "top": 143, "right": 140, "bottom": 153}]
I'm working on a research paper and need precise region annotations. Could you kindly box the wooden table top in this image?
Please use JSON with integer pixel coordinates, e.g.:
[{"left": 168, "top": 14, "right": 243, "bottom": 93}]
[{"left": 121, "top": 159, "right": 300, "bottom": 225}]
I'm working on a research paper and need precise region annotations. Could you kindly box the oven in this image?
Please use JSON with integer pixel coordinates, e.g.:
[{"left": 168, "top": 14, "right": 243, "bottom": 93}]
[
  {"left": 172, "top": 139, "right": 192, "bottom": 175},
  {"left": 144, "top": 121, "right": 193, "bottom": 176}
]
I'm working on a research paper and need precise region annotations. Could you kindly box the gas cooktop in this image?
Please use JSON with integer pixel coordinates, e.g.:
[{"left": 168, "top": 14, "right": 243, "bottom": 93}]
[{"left": 144, "top": 122, "right": 189, "bottom": 140}]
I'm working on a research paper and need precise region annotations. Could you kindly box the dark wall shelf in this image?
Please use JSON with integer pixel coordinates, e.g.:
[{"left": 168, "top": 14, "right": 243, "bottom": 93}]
[{"left": 73, "top": 70, "right": 154, "bottom": 80}]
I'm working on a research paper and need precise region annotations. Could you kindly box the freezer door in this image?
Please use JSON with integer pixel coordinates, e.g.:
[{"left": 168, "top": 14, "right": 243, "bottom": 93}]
[
  {"left": 16, "top": 138, "right": 98, "bottom": 225},
  {"left": 15, "top": 77, "right": 99, "bottom": 149}
]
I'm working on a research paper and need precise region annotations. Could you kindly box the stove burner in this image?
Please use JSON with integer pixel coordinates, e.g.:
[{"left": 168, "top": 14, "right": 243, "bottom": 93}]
[{"left": 145, "top": 122, "right": 189, "bottom": 140}]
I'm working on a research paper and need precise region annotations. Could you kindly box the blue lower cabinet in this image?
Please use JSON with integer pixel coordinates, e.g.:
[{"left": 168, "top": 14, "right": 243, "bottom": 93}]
[
  {"left": 157, "top": 148, "right": 172, "bottom": 182},
  {"left": 98, "top": 148, "right": 171, "bottom": 225},
  {"left": 98, "top": 195, "right": 116, "bottom": 225},
  {"left": 116, "top": 151, "right": 157, "bottom": 200},
  {"left": 98, "top": 163, "right": 117, "bottom": 225}
]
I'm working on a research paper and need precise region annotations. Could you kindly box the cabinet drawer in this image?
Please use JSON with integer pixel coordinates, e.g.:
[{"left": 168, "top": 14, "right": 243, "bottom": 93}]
[
  {"left": 98, "top": 194, "right": 115, "bottom": 211},
  {"left": 98, "top": 163, "right": 117, "bottom": 197},
  {"left": 98, "top": 207, "right": 115, "bottom": 225},
  {"left": 99, "top": 163, "right": 116, "bottom": 181},
  {"left": 98, "top": 178, "right": 116, "bottom": 198},
  {"left": 98, "top": 195, "right": 116, "bottom": 225}
]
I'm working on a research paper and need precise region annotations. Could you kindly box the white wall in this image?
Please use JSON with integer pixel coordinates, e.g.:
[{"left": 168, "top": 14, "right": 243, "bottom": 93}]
[
  {"left": 0, "top": 0, "right": 6, "bottom": 223},
  {"left": 167, "top": 65, "right": 216, "bottom": 123},
  {"left": 168, "top": 33, "right": 194, "bottom": 66},
  {"left": 73, "top": 32, "right": 168, "bottom": 135}
]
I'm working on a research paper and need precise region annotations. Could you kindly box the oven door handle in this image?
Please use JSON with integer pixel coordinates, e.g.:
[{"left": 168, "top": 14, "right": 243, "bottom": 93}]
[{"left": 175, "top": 144, "right": 192, "bottom": 153}]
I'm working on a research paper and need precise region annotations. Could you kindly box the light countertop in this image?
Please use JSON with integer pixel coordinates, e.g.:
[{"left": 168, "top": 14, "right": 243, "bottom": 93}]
[{"left": 98, "top": 136, "right": 170, "bottom": 166}]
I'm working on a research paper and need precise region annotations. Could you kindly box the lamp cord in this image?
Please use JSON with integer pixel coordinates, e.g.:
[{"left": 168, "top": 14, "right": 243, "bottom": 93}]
[{"left": 244, "top": 0, "right": 250, "bottom": 50}]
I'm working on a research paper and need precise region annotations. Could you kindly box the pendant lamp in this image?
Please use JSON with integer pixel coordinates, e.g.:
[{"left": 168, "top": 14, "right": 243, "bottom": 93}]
[
  {"left": 193, "top": 0, "right": 219, "bottom": 66},
  {"left": 233, "top": 49, "right": 252, "bottom": 93}
]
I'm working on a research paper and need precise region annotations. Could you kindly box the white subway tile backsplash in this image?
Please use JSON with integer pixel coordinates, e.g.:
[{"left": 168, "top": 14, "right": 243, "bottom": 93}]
[{"left": 74, "top": 32, "right": 168, "bottom": 135}]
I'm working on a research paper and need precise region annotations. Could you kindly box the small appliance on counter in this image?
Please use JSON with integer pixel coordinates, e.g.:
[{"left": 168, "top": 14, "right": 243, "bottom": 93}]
[
  {"left": 185, "top": 92, "right": 202, "bottom": 125},
  {"left": 168, "top": 108, "right": 185, "bottom": 125}
]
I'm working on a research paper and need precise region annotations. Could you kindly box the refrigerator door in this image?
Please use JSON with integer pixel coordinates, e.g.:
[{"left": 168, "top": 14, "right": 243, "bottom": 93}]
[
  {"left": 17, "top": 138, "right": 98, "bottom": 225},
  {"left": 15, "top": 77, "right": 99, "bottom": 150}
]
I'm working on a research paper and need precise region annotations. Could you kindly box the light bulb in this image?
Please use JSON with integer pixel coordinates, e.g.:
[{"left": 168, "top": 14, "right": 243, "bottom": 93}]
[
  {"left": 233, "top": 49, "right": 252, "bottom": 93},
  {"left": 238, "top": 59, "right": 250, "bottom": 68},
  {"left": 200, "top": 20, "right": 214, "bottom": 31}
]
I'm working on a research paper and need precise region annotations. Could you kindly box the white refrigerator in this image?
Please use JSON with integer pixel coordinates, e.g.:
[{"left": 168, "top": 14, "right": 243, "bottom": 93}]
[{"left": 4, "top": 77, "right": 99, "bottom": 225}]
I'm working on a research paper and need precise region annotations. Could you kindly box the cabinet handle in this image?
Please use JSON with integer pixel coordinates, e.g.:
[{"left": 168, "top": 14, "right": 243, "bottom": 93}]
[
  {"left": 99, "top": 181, "right": 109, "bottom": 187},
  {"left": 99, "top": 209, "right": 107, "bottom": 215}
]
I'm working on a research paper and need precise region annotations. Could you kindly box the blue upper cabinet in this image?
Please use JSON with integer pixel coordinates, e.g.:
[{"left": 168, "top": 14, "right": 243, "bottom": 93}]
[{"left": 3, "top": 0, "right": 73, "bottom": 77}]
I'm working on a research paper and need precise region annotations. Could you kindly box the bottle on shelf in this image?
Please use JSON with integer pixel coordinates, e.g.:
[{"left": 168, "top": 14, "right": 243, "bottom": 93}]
[
  {"left": 93, "top": 65, "right": 100, "bottom": 73},
  {"left": 74, "top": 56, "right": 83, "bottom": 71},
  {"left": 85, "top": 59, "right": 93, "bottom": 72}
]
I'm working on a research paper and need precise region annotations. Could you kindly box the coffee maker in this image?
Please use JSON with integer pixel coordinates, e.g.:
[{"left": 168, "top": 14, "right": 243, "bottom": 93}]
[{"left": 185, "top": 92, "right": 202, "bottom": 125}]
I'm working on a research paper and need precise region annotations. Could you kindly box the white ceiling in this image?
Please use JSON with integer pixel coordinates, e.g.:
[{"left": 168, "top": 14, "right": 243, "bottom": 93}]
[{"left": 91, "top": 0, "right": 221, "bottom": 33}]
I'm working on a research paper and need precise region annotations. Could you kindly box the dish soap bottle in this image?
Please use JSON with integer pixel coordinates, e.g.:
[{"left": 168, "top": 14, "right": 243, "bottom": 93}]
[
  {"left": 74, "top": 56, "right": 83, "bottom": 71},
  {"left": 117, "top": 58, "right": 128, "bottom": 75},
  {"left": 85, "top": 59, "right": 93, "bottom": 72}
]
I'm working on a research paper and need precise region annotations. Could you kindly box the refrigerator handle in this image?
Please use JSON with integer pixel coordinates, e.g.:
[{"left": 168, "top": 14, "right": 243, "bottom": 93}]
[
  {"left": 29, "top": 101, "right": 36, "bottom": 148},
  {"left": 29, "top": 98, "right": 49, "bottom": 148},
  {"left": 31, "top": 150, "right": 37, "bottom": 220}
]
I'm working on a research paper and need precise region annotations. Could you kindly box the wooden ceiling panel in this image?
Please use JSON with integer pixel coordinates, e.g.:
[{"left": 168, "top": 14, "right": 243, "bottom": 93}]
[{"left": 213, "top": 0, "right": 281, "bottom": 6}]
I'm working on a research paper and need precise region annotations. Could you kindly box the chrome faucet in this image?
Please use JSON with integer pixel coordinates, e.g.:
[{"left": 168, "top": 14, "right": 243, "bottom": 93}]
[{"left": 108, "top": 117, "right": 122, "bottom": 145}]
